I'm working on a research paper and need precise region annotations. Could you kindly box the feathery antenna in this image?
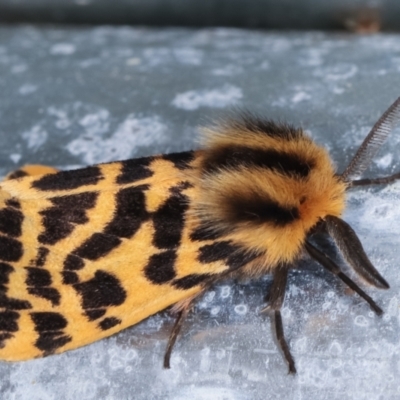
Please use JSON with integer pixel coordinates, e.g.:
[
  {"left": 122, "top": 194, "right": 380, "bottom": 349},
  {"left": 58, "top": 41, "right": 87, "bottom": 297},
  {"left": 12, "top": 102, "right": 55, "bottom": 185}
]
[{"left": 341, "top": 97, "right": 400, "bottom": 182}]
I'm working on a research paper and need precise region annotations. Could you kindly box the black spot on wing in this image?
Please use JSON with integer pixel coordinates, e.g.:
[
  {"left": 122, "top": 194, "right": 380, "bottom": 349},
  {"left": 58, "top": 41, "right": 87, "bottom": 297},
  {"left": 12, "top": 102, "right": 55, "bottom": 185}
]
[
  {"left": 99, "top": 317, "right": 122, "bottom": 330},
  {"left": 7, "top": 170, "right": 28, "bottom": 180},
  {"left": 0, "top": 294, "right": 32, "bottom": 310},
  {"left": 73, "top": 233, "right": 122, "bottom": 260},
  {"left": 234, "top": 115, "right": 302, "bottom": 140},
  {"left": 0, "top": 207, "right": 23, "bottom": 237},
  {"left": 104, "top": 185, "right": 150, "bottom": 238},
  {"left": 116, "top": 157, "right": 154, "bottom": 184},
  {"left": 5, "top": 199, "right": 21, "bottom": 209},
  {"left": 0, "top": 264, "right": 32, "bottom": 309},
  {"left": 226, "top": 194, "right": 299, "bottom": 226},
  {"left": 25, "top": 267, "right": 61, "bottom": 306},
  {"left": 28, "top": 288, "right": 60, "bottom": 306},
  {"left": 0, "top": 236, "right": 23, "bottom": 262},
  {"left": 0, "top": 311, "right": 19, "bottom": 332},
  {"left": 25, "top": 267, "right": 51, "bottom": 287},
  {"left": 172, "top": 274, "right": 212, "bottom": 289},
  {"left": 226, "top": 249, "right": 260, "bottom": 270},
  {"left": 190, "top": 224, "right": 223, "bottom": 241},
  {"left": 34, "top": 247, "right": 49, "bottom": 267},
  {"left": 61, "top": 271, "right": 79, "bottom": 285},
  {"left": 152, "top": 186, "right": 189, "bottom": 249},
  {"left": 31, "top": 312, "right": 67, "bottom": 331},
  {"left": 38, "top": 192, "right": 98, "bottom": 245},
  {"left": 35, "top": 331, "right": 72, "bottom": 354},
  {"left": 85, "top": 309, "right": 106, "bottom": 321},
  {"left": 144, "top": 250, "right": 177, "bottom": 284},
  {"left": 198, "top": 241, "right": 238, "bottom": 264},
  {"left": 32, "top": 166, "right": 103, "bottom": 191},
  {"left": 31, "top": 312, "right": 71, "bottom": 354},
  {"left": 198, "top": 241, "right": 258, "bottom": 271},
  {"left": 0, "top": 262, "right": 13, "bottom": 288},
  {"left": 74, "top": 270, "right": 127, "bottom": 309},
  {"left": 0, "top": 333, "right": 13, "bottom": 347},
  {"left": 203, "top": 145, "right": 313, "bottom": 178},
  {"left": 63, "top": 254, "right": 85, "bottom": 271},
  {"left": 162, "top": 151, "right": 195, "bottom": 170}
]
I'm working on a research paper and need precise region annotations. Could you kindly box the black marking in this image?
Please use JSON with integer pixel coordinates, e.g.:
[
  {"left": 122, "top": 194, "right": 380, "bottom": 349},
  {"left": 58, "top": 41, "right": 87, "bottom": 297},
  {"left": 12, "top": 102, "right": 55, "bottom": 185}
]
[
  {"left": 35, "top": 331, "right": 72, "bottom": 354},
  {"left": 99, "top": 317, "right": 122, "bottom": 330},
  {"left": 5, "top": 199, "right": 21, "bottom": 209},
  {"left": 28, "top": 288, "right": 60, "bottom": 306},
  {"left": 233, "top": 115, "right": 302, "bottom": 140},
  {"left": 144, "top": 250, "right": 177, "bottom": 284},
  {"left": 198, "top": 241, "right": 238, "bottom": 264},
  {"left": 73, "top": 233, "right": 122, "bottom": 260},
  {"left": 225, "top": 193, "right": 299, "bottom": 227},
  {"left": 172, "top": 274, "right": 212, "bottom": 289},
  {"left": 25, "top": 267, "right": 52, "bottom": 287},
  {"left": 7, "top": 170, "right": 28, "bottom": 180},
  {"left": 116, "top": 157, "right": 154, "bottom": 184},
  {"left": 74, "top": 270, "right": 127, "bottom": 309},
  {"left": 0, "top": 311, "right": 19, "bottom": 332},
  {"left": 226, "top": 249, "right": 260, "bottom": 270},
  {"left": 31, "top": 312, "right": 68, "bottom": 331},
  {"left": 190, "top": 224, "right": 223, "bottom": 241},
  {"left": 104, "top": 186, "right": 150, "bottom": 238},
  {"left": 85, "top": 309, "right": 106, "bottom": 321},
  {"left": 0, "top": 262, "right": 13, "bottom": 287},
  {"left": 162, "top": 151, "right": 195, "bottom": 170},
  {"left": 0, "top": 294, "right": 32, "bottom": 310},
  {"left": 0, "top": 236, "right": 23, "bottom": 262},
  {"left": 38, "top": 192, "right": 98, "bottom": 245},
  {"left": 0, "top": 207, "right": 23, "bottom": 237},
  {"left": 152, "top": 186, "right": 189, "bottom": 249},
  {"left": 63, "top": 254, "right": 85, "bottom": 271},
  {"left": 203, "top": 145, "right": 313, "bottom": 178},
  {"left": 62, "top": 271, "right": 79, "bottom": 285},
  {"left": 32, "top": 166, "right": 103, "bottom": 191},
  {"left": 34, "top": 247, "right": 49, "bottom": 267},
  {"left": 0, "top": 332, "right": 13, "bottom": 347}
]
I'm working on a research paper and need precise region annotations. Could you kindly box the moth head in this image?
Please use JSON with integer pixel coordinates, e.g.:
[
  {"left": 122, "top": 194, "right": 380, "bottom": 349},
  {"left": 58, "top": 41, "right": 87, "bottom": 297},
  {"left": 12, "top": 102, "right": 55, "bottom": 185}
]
[{"left": 195, "top": 117, "right": 347, "bottom": 266}]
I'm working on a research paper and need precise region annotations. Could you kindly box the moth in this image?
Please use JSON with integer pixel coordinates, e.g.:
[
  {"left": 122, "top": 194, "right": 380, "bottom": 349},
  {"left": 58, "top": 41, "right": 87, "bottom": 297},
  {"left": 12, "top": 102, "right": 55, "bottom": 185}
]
[{"left": 0, "top": 98, "right": 399, "bottom": 375}]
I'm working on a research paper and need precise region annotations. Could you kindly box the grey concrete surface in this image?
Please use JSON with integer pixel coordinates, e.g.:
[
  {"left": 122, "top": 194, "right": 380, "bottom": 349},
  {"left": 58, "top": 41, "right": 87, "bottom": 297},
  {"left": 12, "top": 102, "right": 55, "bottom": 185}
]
[{"left": 0, "top": 27, "right": 400, "bottom": 399}]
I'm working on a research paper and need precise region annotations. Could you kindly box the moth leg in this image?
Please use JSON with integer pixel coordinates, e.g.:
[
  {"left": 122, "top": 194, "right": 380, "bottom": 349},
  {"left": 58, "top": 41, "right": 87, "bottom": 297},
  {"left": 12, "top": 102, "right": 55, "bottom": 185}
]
[
  {"left": 262, "top": 267, "right": 296, "bottom": 374},
  {"left": 305, "top": 241, "right": 383, "bottom": 315},
  {"left": 163, "top": 298, "right": 194, "bottom": 369},
  {"left": 350, "top": 172, "right": 400, "bottom": 187}
]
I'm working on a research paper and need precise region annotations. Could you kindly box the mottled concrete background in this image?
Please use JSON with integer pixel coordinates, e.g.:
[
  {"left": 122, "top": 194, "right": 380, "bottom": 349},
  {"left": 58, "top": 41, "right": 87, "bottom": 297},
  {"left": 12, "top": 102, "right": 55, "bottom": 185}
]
[{"left": 1, "top": 27, "right": 400, "bottom": 400}]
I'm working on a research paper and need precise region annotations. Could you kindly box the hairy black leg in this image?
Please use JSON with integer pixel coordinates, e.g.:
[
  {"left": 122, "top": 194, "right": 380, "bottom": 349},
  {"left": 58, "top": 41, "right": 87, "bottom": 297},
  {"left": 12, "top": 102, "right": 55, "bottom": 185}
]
[
  {"left": 262, "top": 266, "right": 296, "bottom": 374},
  {"left": 350, "top": 172, "right": 400, "bottom": 187},
  {"left": 163, "top": 303, "right": 192, "bottom": 369},
  {"left": 305, "top": 241, "right": 383, "bottom": 315}
]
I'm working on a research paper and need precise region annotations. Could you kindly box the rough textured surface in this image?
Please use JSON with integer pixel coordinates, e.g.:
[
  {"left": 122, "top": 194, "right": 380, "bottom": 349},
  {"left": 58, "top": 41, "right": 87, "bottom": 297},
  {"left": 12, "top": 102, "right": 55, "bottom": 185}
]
[{"left": 1, "top": 27, "right": 400, "bottom": 399}]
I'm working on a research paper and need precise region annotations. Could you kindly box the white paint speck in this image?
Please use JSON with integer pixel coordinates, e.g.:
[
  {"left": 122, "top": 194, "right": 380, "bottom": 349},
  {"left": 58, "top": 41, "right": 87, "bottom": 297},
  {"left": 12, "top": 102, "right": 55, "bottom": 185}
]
[
  {"left": 67, "top": 114, "right": 168, "bottom": 164},
  {"left": 325, "top": 64, "right": 358, "bottom": 81},
  {"left": 234, "top": 304, "right": 248, "bottom": 315},
  {"left": 126, "top": 57, "right": 141, "bottom": 66},
  {"left": 11, "top": 64, "right": 27, "bottom": 74},
  {"left": 9, "top": 154, "right": 21, "bottom": 163},
  {"left": 220, "top": 286, "right": 231, "bottom": 299},
  {"left": 21, "top": 125, "right": 48, "bottom": 151},
  {"left": 19, "top": 84, "right": 38, "bottom": 95},
  {"left": 171, "top": 85, "right": 242, "bottom": 111},
  {"left": 374, "top": 153, "right": 393, "bottom": 169},
  {"left": 354, "top": 315, "right": 369, "bottom": 327},
  {"left": 50, "top": 43, "right": 76, "bottom": 55},
  {"left": 291, "top": 92, "right": 311, "bottom": 103}
]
